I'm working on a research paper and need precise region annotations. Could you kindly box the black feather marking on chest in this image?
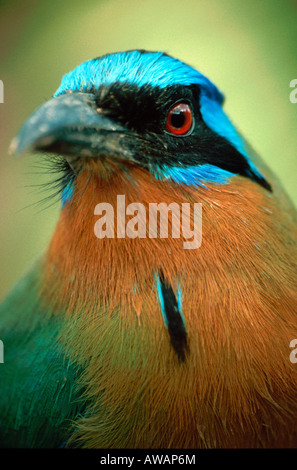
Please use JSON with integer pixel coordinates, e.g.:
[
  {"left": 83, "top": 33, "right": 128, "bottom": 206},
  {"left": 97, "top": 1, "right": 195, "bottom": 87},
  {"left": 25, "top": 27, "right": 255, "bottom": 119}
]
[{"left": 157, "top": 273, "right": 188, "bottom": 362}]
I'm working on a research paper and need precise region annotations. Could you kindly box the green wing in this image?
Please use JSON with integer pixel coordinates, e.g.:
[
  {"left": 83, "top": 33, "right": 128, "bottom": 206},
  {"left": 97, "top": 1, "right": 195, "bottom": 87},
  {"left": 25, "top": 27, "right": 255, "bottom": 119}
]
[{"left": 0, "top": 261, "right": 84, "bottom": 448}]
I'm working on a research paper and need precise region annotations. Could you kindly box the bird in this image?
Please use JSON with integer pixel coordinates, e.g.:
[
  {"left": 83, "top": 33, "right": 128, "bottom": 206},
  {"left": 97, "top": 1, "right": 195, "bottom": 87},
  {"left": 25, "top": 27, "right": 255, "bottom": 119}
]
[{"left": 1, "top": 49, "right": 297, "bottom": 449}]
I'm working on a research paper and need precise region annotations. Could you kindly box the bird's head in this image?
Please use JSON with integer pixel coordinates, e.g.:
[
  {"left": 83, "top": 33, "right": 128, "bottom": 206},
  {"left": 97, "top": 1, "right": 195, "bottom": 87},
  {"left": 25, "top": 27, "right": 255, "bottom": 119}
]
[
  {"left": 10, "top": 49, "right": 271, "bottom": 206},
  {"left": 10, "top": 50, "right": 275, "bottom": 317}
]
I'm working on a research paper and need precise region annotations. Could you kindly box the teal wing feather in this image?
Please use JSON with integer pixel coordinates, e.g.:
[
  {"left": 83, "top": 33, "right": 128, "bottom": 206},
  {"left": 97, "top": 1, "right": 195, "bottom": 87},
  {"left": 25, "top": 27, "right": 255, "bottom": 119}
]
[{"left": 0, "top": 261, "right": 84, "bottom": 448}]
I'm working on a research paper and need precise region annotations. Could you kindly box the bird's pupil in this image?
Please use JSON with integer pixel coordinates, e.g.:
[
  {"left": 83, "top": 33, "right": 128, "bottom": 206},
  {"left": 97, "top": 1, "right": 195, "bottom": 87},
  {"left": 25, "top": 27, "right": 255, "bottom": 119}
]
[{"left": 171, "top": 110, "right": 185, "bottom": 128}]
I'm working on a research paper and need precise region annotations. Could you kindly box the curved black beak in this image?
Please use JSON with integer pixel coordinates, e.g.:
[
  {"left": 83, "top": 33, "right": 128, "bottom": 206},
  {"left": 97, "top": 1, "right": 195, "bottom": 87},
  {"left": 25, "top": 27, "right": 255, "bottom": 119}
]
[{"left": 9, "top": 92, "right": 130, "bottom": 160}]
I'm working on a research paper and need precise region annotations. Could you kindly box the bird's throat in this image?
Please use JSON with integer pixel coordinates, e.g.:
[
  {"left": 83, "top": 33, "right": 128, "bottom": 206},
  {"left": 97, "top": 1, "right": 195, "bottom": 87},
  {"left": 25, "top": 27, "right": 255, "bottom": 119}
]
[{"left": 39, "top": 166, "right": 297, "bottom": 448}]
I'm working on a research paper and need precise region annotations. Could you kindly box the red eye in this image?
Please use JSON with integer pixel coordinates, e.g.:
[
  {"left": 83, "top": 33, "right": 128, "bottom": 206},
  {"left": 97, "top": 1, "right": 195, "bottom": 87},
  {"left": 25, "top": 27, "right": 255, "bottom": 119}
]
[{"left": 165, "top": 102, "right": 193, "bottom": 136}]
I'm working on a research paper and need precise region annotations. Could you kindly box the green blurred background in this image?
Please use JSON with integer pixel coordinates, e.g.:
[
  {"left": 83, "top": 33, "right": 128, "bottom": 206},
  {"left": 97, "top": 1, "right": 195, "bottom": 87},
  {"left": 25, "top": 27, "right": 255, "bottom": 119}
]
[{"left": 0, "top": 0, "right": 296, "bottom": 300}]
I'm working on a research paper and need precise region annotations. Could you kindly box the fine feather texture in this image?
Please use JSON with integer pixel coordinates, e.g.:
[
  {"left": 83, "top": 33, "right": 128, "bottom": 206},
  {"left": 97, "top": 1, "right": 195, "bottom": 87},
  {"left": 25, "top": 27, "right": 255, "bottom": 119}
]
[
  {"left": 0, "top": 263, "right": 85, "bottom": 448},
  {"left": 37, "top": 160, "right": 297, "bottom": 448}
]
